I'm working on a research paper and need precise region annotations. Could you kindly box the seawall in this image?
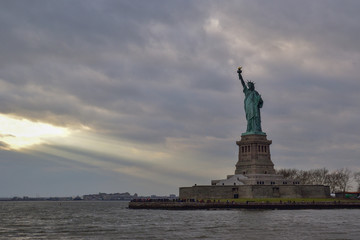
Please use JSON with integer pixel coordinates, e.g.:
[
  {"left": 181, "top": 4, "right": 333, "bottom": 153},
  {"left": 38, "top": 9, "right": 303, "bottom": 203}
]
[{"left": 128, "top": 201, "right": 360, "bottom": 210}]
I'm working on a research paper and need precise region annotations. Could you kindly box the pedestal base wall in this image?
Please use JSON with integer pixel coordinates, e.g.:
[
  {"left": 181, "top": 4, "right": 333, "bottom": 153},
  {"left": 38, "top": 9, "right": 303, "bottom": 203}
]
[{"left": 179, "top": 185, "right": 330, "bottom": 200}]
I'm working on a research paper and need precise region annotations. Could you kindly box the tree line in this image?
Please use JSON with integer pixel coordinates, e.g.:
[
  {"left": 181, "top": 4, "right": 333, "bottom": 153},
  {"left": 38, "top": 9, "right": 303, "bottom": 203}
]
[{"left": 275, "top": 168, "right": 360, "bottom": 193}]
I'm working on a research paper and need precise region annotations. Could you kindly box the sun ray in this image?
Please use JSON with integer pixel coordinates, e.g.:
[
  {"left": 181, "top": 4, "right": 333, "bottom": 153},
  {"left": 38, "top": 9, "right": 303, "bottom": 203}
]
[{"left": 0, "top": 114, "right": 69, "bottom": 149}]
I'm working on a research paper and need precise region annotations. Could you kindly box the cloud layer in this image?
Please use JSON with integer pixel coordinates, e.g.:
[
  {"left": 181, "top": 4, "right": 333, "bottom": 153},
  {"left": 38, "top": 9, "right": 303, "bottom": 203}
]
[{"left": 0, "top": 0, "right": 360, "bottom": 196}]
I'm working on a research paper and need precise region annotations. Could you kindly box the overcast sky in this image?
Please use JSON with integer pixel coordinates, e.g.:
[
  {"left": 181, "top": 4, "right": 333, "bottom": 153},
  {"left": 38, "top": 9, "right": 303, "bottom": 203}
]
[{"left": 0, "top": 0, "right": 359, "bottom": 197}]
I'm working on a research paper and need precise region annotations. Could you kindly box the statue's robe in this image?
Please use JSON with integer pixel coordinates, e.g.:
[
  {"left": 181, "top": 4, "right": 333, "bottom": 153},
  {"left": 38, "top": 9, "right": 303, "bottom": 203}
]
[{"left": 243, "top": 87, "right": 263, "bottom": 133}]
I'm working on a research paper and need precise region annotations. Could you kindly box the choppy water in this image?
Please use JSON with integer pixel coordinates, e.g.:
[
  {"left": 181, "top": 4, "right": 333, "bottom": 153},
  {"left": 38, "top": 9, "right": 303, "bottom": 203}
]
[{"left": 0, "top": 201, "right": 359, "bottom": 239}]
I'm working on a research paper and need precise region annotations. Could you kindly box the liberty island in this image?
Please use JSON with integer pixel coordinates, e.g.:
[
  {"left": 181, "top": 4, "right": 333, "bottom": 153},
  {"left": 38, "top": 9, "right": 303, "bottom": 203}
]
[
  {"left": 178, "top": 67, "right": 330, "bottom": 200},
  {"left": 127, "top": 67, "right": 357, "bottom": 209}
]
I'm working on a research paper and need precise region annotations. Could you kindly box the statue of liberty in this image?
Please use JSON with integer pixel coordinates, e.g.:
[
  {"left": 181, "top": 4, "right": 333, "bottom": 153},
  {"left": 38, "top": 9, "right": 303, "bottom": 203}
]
[{"left": 237, "top": 67, "right": 265, "bottom": 135}]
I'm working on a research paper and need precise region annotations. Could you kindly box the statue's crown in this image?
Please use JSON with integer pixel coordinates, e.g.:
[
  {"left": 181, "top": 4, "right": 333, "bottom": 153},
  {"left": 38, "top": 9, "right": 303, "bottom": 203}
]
[{"left": 247, "top": 80, "right": 255, "bottom": 85}]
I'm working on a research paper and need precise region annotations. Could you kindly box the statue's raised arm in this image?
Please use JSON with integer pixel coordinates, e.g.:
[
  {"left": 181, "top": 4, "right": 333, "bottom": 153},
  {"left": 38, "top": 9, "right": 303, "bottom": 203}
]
[{"left": 237, "top": 67, "right": 247, "bottom": 90}]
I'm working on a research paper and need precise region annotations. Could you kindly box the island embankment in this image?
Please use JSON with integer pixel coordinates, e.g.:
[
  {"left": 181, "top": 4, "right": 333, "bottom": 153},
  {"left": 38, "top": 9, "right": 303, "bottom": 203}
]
[{"left": 129, "top": 199, "right": 360, "bottom": 210}]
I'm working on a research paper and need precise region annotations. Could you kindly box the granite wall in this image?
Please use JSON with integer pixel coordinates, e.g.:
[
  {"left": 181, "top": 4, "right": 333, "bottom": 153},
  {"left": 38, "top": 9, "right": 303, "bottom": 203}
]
[{"left": 179, "top": 185, "right": 330, "bottom": 199}]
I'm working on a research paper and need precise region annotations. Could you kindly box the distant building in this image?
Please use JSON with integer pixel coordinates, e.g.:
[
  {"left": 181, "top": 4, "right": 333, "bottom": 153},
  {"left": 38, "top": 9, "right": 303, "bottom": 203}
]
[
  {"left": 83, "top": 192, "right": 134, "bottom": 201},
  {"left": 82, "top": 192, "right": 178, "bottom": 201}
]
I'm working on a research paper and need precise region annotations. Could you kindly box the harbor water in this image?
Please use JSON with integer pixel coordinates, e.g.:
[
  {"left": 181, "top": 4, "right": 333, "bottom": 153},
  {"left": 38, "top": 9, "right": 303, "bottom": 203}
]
[{"left": 0, "top": 201, "right": 359, "bottom": 239}]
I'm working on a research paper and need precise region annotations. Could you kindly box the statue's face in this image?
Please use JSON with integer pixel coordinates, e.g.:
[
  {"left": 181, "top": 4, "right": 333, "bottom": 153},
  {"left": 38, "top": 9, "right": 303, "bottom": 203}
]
[{"left": 248, "top": 82, "right": 255, "bottom": 90}]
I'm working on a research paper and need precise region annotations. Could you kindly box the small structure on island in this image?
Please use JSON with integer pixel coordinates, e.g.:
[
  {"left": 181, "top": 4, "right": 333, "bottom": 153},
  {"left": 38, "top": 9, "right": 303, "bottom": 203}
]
[{"left": 179, "top": 67, "right": 330, "bottom": 199}]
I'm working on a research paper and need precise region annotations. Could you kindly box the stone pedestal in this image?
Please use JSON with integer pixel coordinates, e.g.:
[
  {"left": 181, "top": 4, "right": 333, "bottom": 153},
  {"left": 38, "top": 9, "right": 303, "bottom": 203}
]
[
  {"left": 235, "top": 134, "right": 275, "bottom": 175},
  {"left": 179, "top": 134, "right": 331, "bottom": 200}
]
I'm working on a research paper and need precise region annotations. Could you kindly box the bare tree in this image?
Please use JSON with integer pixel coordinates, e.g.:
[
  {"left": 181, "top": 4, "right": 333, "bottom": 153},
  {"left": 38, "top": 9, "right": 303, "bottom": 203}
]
[
  {"left": 296, "top": 170, "right": 311, "bottom": 184},
  {"left": 325, "top": 171, "right": 338, "bottom": 193},
  {"left": 276, "top": 168, "right": 329, "bottom": 185},
  {"left": 353, "top": 172, "right": 360, "bottom": 192},
  {"left": 275, "top": 168, "right": 299, "bottom": 179},
  {"left": 326, "top": 168, "right": 352, "bottom": 193},
  {"left": 276, "top": 167, "right": 352, "bottom": 193},
  {"left": 337, "top": 168, "right": 351, "bottom": 192},
  {"left": 309, "top": 168, "right": 329, "bottom": 185}
]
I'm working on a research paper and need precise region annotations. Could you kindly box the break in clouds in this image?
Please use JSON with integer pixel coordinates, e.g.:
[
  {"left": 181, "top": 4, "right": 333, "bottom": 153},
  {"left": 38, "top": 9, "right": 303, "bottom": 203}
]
[{"left": 0, "top": 0, "right": 360, "bottom": 196}]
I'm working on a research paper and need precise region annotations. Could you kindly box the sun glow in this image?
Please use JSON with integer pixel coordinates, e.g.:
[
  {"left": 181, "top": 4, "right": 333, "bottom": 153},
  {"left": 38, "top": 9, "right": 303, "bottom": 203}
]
[{"left": 0, "top": 114, "right": 69, "bottom": 149}]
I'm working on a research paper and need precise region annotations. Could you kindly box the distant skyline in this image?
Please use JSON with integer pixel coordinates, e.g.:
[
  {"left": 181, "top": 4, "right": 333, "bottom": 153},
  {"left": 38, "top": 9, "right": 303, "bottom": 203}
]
[{"left": 1, "top": 0, "right": 360, "bottom": 197}]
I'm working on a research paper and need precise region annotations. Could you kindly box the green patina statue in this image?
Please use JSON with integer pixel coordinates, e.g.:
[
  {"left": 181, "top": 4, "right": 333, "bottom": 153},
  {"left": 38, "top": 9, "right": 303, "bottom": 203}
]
[{"left": 237, "top": 67, "right": 265, "bottom": 136}]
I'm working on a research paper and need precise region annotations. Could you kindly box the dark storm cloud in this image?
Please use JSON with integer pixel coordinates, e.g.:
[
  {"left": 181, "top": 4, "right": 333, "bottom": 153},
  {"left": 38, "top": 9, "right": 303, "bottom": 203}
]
[
  {"left": 1, "top": 0, "right": 360, "bottom": 196},
  {"left": 0, "top": 0, "right": 224, "bottom": 137}
]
